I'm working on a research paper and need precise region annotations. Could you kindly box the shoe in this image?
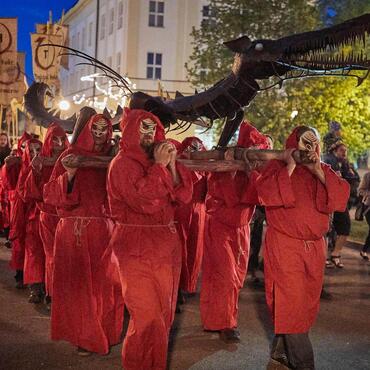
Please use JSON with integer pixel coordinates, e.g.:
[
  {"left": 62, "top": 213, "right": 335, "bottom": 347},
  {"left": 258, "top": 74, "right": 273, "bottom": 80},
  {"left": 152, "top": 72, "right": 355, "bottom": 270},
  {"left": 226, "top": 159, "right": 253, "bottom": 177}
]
[
  {"left": 4, "top": 240, "right": 11, "bottom": 249},
  {"left": 360, "top": 251, "right": 369, "bottom": 260},
  {"left": 28, "top": 291, "right": 43, "bottom": 304},
  {"left": 28, "top": 283, "right": 45, "bottom": 304},
  {"left": 77, "top": 347, "right": 92, "bottom": 356},
  {"left": 325, "top": 259, "right": 334, "bottom": 268},
  {"left": 266, "top": 358, "right": 292, "bottom": 370},
  {"left": 219, "top": 328, "right": 240, "bottom": 343},
  {"left": 320, "top": 288, "right": 333, "bottom": 300},
  {"left": 330, "top": 255, "right": 344, "bottom": 268}
]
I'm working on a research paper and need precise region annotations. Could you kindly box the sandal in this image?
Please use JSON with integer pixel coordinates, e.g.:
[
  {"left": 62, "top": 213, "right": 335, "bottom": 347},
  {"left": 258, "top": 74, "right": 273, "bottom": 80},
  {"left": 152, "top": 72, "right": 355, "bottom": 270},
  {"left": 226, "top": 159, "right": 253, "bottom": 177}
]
[
  {"left": 360, "top": 251, "right": 369, "bottom": 260},
  {"left": 330, "top": 255, "right": 344, "bottom": 268},
  {"left": 325, "top": 259, "right": 335, "bottom": 268}
]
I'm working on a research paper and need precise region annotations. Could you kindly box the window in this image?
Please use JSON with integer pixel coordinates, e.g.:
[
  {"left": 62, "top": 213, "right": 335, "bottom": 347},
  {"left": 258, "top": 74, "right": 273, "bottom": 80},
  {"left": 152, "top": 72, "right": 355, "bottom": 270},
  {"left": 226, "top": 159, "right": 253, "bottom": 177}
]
[
  {"left": 100, "top": 14, "right": 106, "bottom": 40},
  {"left": 201, "top": 5, "right": 216, "bottom": 27},
  {"left": 109, "top": 8, "right": 114, "bottom": 35},
  {"left": 146, "top": 52, "right": 162, "bottom": 79},
  {"left": 116, "top": 52, "right": 121, "bottom": 73},
  {"left": 88, "top": 22, "right": 93, "bottom": 47},
  {"left": 82, "top": 27, "right": 86, "bottom": 50},
  {"left": 118, "top": 1, "right": 124, "bottom": 29},
  {"left": 148, "top": 1, "right": 164, "bottom": 27}
]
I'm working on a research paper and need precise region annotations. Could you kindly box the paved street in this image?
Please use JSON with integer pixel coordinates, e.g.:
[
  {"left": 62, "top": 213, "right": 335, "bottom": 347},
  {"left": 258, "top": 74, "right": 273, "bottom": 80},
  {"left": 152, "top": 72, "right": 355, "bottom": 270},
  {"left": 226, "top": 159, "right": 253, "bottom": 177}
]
[{"left": 0, "top": 241, "right": 369, "bottom": 370}]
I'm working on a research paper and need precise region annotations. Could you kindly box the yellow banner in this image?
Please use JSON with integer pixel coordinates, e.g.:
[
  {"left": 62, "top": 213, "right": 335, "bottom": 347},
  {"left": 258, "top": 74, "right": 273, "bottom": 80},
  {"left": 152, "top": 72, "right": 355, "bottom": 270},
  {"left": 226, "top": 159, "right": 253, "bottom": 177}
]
[
  {"left": 31, "top": 33, "right": 63, "bottom": 87},
  {"left": 0, "top": 19, "right": 24, "bottom": 105},
  {"left": 36, "top": 23, "right": 69, "bottom": 69},
  {"left": 0, "top": 52, "right": 26, "bottom": 105}
]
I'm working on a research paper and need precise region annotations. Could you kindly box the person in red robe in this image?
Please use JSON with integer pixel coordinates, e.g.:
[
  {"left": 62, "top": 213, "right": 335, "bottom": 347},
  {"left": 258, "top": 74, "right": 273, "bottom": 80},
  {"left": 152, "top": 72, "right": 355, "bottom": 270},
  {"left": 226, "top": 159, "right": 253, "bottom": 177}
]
[
  {"left": 256, "top": 126, "right": 350, "bottom": 369},
  {"left": 4, "top": 134, "right": 40, "bottom": 289},
  {"left": 107, "top": 108, "right": 193, "bottom": 370},
  {"left": 43, "top": 114, "right": 124, "bottom": 355},
  {"left": 23, "top": 123, "right": 69, "bottom": 307},
  {"left": 0, "top": 132, "right": 12, "bottom": 243},
  {"left": 17, "top": 138, "right": 45, "bottom": 303},
  {"left": 1, "top": 132, "right": 32, "bottom": 280},
  {"left": 176, "top": 137, "right": 207, "bottom": 296},
  {"left": 200, "top": 121, "right": 269, "bottom": 343}
]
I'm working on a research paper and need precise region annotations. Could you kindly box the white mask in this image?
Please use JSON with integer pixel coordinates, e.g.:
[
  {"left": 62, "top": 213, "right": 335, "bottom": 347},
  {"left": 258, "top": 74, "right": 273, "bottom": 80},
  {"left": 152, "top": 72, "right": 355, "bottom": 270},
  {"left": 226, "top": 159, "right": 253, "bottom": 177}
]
[
  {"left": 92, "top": 118, "right": 109, "bottom": 138},
  {"left": 298, "top": 130, "right": 319, "bottom": 151},
  {"left": 139, "top": 119, "right": 156, "bottom": 135}
]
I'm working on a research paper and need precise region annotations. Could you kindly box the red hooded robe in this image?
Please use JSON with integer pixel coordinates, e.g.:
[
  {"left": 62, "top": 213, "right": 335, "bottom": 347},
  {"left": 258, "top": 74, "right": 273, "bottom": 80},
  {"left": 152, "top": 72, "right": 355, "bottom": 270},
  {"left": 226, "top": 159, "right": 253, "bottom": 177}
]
[
  {"left": 17, "top": 138, "right": 45, "bottom": 285},
  {"left": 107, "top": 108, "right": 193, "bottom": 370},
  {"left": 175, "top": 136, "right": 207, "bottom": 293},
  {"left": 1, "top": 132, "right": 32, "bottom": 271},
  {"left": 43, "top": 114, "right": 124, "bottom": 354},
  {"left": 200, "top": 121, "right": 269, "bottom": 330},
  {"left": 23, "top": 123, "right": 69, "bottom": 296},
  {"left": 256, "top": 127, "right": 350, "bottom": 333}
]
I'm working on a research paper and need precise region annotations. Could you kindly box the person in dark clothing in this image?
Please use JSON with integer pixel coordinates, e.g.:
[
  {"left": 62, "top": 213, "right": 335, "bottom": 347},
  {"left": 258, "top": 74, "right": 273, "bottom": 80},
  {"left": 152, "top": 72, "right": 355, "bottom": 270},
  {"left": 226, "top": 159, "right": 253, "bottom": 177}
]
[
  {"left": 358, "top": 171, "right": 370, "bottom": 260},
  {"left": 0, "top": 133, "right": 11, "bottom": 166},
  {"left": 324, "top": 142, "right": 358, "bottom": 268}
]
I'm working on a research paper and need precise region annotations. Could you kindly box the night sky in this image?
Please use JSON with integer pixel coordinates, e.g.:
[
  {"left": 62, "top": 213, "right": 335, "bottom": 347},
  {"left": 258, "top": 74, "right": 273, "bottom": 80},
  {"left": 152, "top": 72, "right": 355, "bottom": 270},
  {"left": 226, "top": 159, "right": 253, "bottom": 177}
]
[{"left": 1, "top": 0, "right": 77, "bottom": 83}]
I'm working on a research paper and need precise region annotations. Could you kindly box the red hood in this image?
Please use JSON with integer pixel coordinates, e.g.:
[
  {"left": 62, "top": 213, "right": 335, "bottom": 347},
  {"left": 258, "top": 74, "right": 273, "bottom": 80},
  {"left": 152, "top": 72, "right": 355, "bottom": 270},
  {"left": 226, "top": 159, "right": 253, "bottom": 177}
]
[
  {"left": 285, "top": 126, "right": 302, "bottom": 149},
  {"left": 17, "top": 132, "right": 33, "bottom": 156},
  {"left": 120, "top": 108, "right": 165, "bottom": 159},
  {"left": 285, "top": 126, "right": 321, "bottom": 156},
  {"left": 237, "top": 121, "right": 269, "bottom": 149},
  {"left": 73, "top": 114, "right": 113, "bottom": 154},
  {"left": 16, "top": 138, "right": 43, "bottom": 194},
  {"left": 168, "top": 139, "right": 182, "bottom": 151},
  {"left": 180, "top": 136, "right": 206, "bottom": 154},
  {"left": 41, "top": 123, "right": 69, "bottom": 157}
]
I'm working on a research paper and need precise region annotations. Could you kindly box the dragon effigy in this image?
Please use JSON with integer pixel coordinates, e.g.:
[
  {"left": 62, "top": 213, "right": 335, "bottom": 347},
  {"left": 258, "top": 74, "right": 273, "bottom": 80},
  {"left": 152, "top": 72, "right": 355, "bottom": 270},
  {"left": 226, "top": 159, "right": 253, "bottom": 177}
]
[{"left": 25, "top": 13, "right": 370, "bottom": 149}]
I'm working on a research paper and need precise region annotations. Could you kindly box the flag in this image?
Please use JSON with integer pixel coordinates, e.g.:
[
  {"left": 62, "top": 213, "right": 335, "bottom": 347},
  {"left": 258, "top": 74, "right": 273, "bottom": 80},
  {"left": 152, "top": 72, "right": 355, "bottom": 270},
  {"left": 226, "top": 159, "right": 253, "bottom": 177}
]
[
  {"left": 36, "top": 23, "right": 69, "bottom": 69},
  {"left": 31, "top": 33, "right": 63, "bottom": 88}
]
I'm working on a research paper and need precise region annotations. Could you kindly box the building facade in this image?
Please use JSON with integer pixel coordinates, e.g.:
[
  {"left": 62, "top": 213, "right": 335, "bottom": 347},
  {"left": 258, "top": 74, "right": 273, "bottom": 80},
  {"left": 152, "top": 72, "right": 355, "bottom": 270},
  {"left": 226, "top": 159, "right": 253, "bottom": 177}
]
[{"left": 60, "top": 0, "right": 209, "bottom": 115}]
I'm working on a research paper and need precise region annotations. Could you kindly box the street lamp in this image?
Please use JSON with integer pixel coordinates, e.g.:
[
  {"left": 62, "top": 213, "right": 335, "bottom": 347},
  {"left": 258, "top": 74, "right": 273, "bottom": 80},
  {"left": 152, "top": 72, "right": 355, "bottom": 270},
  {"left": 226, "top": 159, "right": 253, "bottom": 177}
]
[
  {"left": 291, "top": 110, "right": 298, "bottom": 119},
  {"left": 58, "top": 100, "right": 70, "bottom": 111}
]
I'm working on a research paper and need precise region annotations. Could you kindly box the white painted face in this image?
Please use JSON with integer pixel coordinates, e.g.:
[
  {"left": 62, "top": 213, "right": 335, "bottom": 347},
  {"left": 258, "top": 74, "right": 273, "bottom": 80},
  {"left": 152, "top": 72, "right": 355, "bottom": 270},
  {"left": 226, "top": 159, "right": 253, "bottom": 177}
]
[
  {"left": 139, "top": 118, "right": 156, "bottom": 135},
  {"left": 139, "top": 118, "right": 157, "bottom": 147},
  {"left": 52, "top": 135, "right": 65, "bottom": 152},
  {"left": 29, "top": 142, "right": 42, "bottom": 159},
  {"left": 298, "top": 130, "right": 319, "bottom": 151},
  {"left": 91, "top": 118, "right": 109, "bottom": 139},
  {"left": 184, "top": 139, "right": 203, "bottom": 153}
]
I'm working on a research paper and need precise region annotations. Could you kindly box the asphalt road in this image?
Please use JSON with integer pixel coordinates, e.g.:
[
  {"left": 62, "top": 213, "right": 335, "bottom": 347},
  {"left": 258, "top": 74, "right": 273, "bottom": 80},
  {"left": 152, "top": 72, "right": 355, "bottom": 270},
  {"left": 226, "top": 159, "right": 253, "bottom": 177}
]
[{"left": 0, "top": 241, "right": 369, "bottom": 370}]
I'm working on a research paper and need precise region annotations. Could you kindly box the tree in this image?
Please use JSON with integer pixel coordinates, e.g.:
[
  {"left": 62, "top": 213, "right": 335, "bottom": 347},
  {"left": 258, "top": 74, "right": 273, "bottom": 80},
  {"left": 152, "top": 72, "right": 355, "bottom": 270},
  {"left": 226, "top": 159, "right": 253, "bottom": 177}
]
[{"left": 187, "top": 0, "right": 370, "bottom": 158}]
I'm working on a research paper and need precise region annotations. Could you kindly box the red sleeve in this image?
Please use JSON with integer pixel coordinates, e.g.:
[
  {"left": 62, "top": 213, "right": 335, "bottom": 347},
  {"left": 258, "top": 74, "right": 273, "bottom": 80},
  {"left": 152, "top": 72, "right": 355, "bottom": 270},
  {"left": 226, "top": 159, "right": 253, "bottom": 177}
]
[
  {"left": 43, "top": 151, "right": 80, "bottom": 208},
  {"left": 316, "top": 164, "right": 350, "bottom": 214},
  {"left": 108, "top": 157, "right": 188, "bottom": 215},
  {"left": 22, "top": 170, "right": 43, "bottom": 202},
  {"left": 172, "top": 162, "right": 193, "bottom": 206},
  {"left": 256, "top": 160, "right": 296, "bottom": 208},
  {"left": 242, "top": 170, "right": 261, "bottom": 205},
  {"left": 2, "top": 163, "right": 20, "bottom": 191}
]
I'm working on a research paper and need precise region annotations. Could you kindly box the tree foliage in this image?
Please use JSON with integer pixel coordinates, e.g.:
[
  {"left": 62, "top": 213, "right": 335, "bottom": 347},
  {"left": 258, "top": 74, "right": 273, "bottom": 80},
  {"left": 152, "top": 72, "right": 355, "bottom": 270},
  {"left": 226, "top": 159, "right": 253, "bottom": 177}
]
[{"left": 187, "top": 0, "right": 370, "bottom": 158}]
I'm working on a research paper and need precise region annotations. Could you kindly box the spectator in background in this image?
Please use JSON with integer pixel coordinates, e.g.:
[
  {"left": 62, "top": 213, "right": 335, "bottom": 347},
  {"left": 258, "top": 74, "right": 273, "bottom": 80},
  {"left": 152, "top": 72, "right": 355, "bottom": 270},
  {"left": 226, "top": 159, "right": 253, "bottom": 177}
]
[
  {"left": 0, "top": 133, "right": 11, "bottom": 166},
  {"left": 324, "top": 142, "right": 358, "bottom": 268},
  {"left": 323, "top": 120, "right": 342, "bottom": 158},
  {"left": 358, "top": 171, "right": 370, "bottom": 260}
]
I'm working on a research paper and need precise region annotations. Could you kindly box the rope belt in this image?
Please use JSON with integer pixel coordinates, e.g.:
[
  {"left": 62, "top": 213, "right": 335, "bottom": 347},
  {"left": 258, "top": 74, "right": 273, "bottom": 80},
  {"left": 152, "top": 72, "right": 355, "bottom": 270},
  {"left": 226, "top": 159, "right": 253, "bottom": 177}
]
[
  {"left": 116, "top": 221, "right": 178, "bottom": 234},
  {"left": 40, "top": 211, "right": 59, "bottom": 217},
  {"left": 61, "top": 216, "right": 108, "bottom": 246},
  {"left": 303, "top": 240, "right": 316, "bottom": 253}
]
